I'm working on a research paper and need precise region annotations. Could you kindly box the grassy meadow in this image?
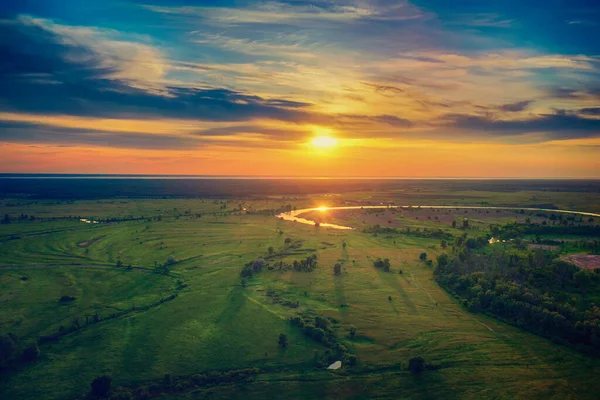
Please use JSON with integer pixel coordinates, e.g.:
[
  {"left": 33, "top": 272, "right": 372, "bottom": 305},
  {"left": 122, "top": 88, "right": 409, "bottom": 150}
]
[{"left": 1, "top": 188, "right": 600, "bottom": 399}]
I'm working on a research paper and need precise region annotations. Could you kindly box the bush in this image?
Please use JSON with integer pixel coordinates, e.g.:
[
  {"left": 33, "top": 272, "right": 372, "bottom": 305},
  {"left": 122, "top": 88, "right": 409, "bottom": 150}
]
[
  {"left": 346, "top": 354, "right": 357, "bottom": 366},
  {"left": 349, "top": 326, "right": 356, "bottom": 338},
  {"left": 408, "top": 357, "right": 425, "bottom": 374},
  {"left": 374, "top": 258, "right": 391, "bottom": 270},
  {"left": 91, "top": 375, "right": 112, "bottom": 397},
  {"left": 278, "top": 333, "right": 288, "bottom": 349},
  {"left": 20, "top": 344, "right": 40, "bottom": 362},
  {"left": 163, "top": 373, "right": 172, "bottom": 388},
  {"left": 334, "top": 263, "right": 342, "bottom": 275},
  {"left": 0, "top": 333, "right": 17, "bottom": 368}
]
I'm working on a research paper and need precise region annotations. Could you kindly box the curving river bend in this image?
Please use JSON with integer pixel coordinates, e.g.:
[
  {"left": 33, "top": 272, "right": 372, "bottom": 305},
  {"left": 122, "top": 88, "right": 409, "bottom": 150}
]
[{"left": 277, "top": 205, "right": 600, "bottom": 230}]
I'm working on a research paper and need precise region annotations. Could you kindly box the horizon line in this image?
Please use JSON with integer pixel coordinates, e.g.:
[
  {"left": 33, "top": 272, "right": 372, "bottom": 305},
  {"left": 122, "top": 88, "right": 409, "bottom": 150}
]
[{"left": 0, "top": 173, "right": 599, "bottom": 180}]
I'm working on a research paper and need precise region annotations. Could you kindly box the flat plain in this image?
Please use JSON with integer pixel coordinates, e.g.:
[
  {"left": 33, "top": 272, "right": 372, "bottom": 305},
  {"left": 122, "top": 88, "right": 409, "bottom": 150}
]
[{"left": 1, "top": 179, "right": 600, "bottom": 399}]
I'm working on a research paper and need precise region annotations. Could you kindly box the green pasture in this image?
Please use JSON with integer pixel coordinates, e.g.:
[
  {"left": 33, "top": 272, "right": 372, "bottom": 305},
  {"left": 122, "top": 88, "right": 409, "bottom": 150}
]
[{"left": 1, "top": 195, "right": 600, "bottom": 399}]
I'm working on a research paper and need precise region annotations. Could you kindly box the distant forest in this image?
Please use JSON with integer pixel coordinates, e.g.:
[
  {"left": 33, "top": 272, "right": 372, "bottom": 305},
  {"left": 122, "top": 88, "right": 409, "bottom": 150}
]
[{"left": 1, "top": 176, "right": 600, "bottom": 199}]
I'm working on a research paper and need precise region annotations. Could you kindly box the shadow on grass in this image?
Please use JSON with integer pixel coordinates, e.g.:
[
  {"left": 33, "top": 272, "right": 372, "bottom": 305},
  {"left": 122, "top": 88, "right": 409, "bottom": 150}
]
[{"left": 375, "top": 268, "right": 417, "bottom": 314}]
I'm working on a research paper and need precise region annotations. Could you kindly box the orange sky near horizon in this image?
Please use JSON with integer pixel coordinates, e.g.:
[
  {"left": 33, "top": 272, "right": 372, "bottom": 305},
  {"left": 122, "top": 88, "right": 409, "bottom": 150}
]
[{"left": 2, "top": 138, "right": 598, "bottom": 178}]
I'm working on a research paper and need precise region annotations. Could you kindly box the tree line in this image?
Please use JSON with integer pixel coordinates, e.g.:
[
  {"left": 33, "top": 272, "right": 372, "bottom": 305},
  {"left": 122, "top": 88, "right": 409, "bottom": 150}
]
[{"left": 434, "top": 235, "right": 600, "bottom": 356}]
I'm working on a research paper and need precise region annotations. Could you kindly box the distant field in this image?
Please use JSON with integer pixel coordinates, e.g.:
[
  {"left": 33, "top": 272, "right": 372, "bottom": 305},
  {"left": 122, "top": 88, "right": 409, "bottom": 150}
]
[{"left": 1, "top": 181, "right": 600, "bottom": 399}]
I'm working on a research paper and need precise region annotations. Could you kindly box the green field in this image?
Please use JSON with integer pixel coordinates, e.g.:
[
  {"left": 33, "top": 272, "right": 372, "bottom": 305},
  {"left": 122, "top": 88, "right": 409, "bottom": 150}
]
[{"left": 1, "top": 191, "right": 600, "bottom": 399}]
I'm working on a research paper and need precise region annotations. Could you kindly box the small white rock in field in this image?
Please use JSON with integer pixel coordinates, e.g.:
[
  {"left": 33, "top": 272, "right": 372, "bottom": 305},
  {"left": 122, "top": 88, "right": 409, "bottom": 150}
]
[{"left": 327, "top": 361, "right": 342, "bottom": 370}]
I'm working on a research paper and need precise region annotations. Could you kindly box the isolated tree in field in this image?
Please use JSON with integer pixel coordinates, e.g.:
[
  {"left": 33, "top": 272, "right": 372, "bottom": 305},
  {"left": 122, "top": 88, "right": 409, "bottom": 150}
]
[
  {"left": 334, "top": 263, "right": 342, "bottom": 276},
  {"left": 462, "top": 219, "right": 469, "bottom": 229},
  {"left": 278, "top": 333, "right": 288, "bottom": 349},
  {"left": 314, "top": 221, "right": 320, "bottom": 228},
  {"left": 440, "top": 239, "right": 447, "bottom": 249},
  {"left": 268, "top": 246, "right": 274, "bottom": 255},
  {"left": 349, "top": 326, "right": 357, "bottom": 338},
  {"left": 342, "top": 241, "right": 347, "bottom": 249},
  {"left": 408, "top": 357, "right": 425, "bottom": 374},
  {"left": 374, "top": 258, "right": 391, "bottom": 271},
  {"left": 166, "top": 255, "right": 176, "bottom": 265},
  {"left": 163, "top": 373, "right": 172, "bottom": 388},
  {"left": 419, "top": 252, "right": 428, "bottom": 261},
  {"left": 91, "top": 375, "right": 112, "bottom": 397},
  {"left": 452, "top": 220, "right": 457, "bottom": 228},
  {"left": 284, "top": 237, "right": 292, "bottom": 245}
]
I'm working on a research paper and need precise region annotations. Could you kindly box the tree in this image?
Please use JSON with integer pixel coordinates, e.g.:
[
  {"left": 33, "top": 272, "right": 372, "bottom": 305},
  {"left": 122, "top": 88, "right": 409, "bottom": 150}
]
[
  {"left": 342, "top": 241, "right": 347, "bottom": 249},
  {"left": 334, "top": 263, "right": 342, "bottom": 276},
  {"left": 452, "top": 220, "right": 457, "bottom": 228},
  {"left": 419, "top": 252, "right": 428, "bottom": 261},
  {"left": 91, "top": 375, "right": 112, "bottom": 397},
  {"left": 437, "top": 254, "right": 449, "bottom": 269},
  {"left": 314, "top": 221, "right": 320, "bottom": 228},
  {"left": 252, "top": 258, "right": 266, "bottom": 272},
  {"left": 278, "top": 333, "right": 288, "bottom": 349},
  {"left": 163, "top": 373, "right": 172, "bottom": 388},
  {"left": 0, "top": 333, "right": 17, "bottom": 367},
  {"left": 349, "top": 326, "right": 357, "bottom": 338},
  {"left": 268, "top": 246, "right": 274, "bottom": 255},
  {"left": 21, "top": 344, "right": 40, "bottom": 362},
  {"left": 166, "top": 255, "right": 176, "bottom": 265},
  {"left": 574, "top": 270, "right": 591, "bottom": 290},
  {"left": 462, "top": 219, "right": 469, "bottom": 229},
  {"left": 408, "top": 357, "right": 425, "bottom": 374},
  {"left": 441, "top": 240, "right": 447, "bottom": 249},
  {"left": 284, "top": 237, "right": 292, "bottom": 245},
  {"left": 374, "top": 258, "right": 391, "bottom": 271}
]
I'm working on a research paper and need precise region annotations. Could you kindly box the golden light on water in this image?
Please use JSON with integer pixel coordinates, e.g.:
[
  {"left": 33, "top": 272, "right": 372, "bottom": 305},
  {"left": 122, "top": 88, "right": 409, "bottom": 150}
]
[{"left": 316, "top": 205, "right": 329, "bottom": 212}]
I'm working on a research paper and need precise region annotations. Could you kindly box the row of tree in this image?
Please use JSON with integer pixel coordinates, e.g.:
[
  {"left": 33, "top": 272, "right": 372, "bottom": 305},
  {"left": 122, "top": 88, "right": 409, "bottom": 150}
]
[
  {"left": 0, "top": 333, "right": 40, "bottom": 375},
  {"left": 435, "top": 236, "right": 600, "bottom": 355},
  {"left": 364, "top": 225, "right": 454, "bottom": 240}
]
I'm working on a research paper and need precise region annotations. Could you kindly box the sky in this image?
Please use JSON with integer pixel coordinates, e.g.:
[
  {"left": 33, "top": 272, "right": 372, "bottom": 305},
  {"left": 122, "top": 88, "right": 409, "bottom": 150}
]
[{"left": 0, "top": 0, "right": 599, "bottom": 177}]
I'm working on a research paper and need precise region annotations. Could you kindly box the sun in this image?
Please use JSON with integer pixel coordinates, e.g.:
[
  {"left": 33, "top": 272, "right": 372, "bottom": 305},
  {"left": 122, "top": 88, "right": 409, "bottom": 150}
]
[{"left": 311, "top": 135, "right": 338, "bottom": 148}]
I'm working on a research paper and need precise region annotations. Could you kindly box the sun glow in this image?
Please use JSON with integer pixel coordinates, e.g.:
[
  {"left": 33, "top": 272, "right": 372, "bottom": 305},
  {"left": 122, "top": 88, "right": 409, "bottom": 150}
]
[
  {"left": 316, "top": 205, "right": 329, "bottom": 212},
  {"left": 311, "top": 135, "right": 338, "bottom": 148}
]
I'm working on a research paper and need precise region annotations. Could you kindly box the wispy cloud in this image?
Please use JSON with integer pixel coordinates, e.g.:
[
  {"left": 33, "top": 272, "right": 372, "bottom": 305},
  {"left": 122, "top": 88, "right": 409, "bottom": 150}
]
[
  {"left": 144, "top": 1, "right": 428, "bottom": 27},
  {"left": 450, "top": 13, "right": 515, "bottom": 28},
  {"left": 1, "top": 0, "right": 600, "bottom": 175}
]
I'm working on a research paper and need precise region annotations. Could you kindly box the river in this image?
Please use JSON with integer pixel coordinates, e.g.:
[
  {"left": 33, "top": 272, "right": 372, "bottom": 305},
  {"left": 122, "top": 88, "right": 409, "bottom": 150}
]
[{"left": 277, "top": 205, "right": 600, "bottom": 230}]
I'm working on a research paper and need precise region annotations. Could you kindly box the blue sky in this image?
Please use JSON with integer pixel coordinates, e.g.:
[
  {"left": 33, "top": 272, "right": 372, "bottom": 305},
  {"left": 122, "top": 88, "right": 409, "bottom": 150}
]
[{"left": 0, "top": 0, "right": 599, "bottom": 176}]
